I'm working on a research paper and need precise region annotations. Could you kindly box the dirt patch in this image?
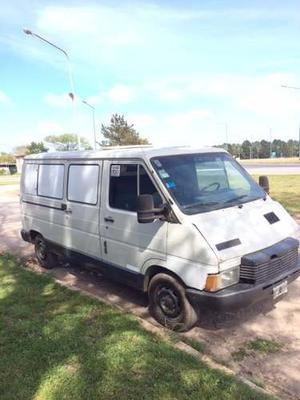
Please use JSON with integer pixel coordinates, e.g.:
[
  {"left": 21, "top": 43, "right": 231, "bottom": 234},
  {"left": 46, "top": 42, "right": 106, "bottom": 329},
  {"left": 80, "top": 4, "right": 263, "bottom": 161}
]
[{"left": 1, "top": 189, "right": 300, "bottom": 399}]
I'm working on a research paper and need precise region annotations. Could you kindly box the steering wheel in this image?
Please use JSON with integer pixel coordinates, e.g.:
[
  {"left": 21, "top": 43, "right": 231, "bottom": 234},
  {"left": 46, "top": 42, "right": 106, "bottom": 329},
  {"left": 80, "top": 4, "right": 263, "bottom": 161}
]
[{"left": 201, "top": 182, "right": 220, "bottom": 192}]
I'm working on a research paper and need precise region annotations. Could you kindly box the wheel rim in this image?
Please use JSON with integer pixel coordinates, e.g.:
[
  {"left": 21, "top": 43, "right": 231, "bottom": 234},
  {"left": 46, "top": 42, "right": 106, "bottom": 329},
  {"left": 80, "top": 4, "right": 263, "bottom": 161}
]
[
  {"left": 36, "top": 239, "right": 47, "bottom": 261},
  {"left": 156, "top": 285, "right": 182, "bottom": 319}
]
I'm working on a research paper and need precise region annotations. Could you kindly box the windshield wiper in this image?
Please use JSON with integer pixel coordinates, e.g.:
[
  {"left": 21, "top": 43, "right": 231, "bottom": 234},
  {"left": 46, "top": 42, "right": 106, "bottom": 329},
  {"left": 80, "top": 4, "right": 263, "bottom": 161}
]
[
  {"left": 225, "top": 194, "right": 248, "bottom": 204},
  {"left": 183, "top": 201, "right": 218, "bottom": 210}
]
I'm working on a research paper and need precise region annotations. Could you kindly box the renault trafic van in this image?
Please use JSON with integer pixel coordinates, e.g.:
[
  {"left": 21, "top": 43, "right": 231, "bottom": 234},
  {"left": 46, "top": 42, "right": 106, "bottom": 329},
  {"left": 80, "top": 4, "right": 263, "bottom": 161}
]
[{"left": 20, "top": 146, "right": 300, "bottom": 331}]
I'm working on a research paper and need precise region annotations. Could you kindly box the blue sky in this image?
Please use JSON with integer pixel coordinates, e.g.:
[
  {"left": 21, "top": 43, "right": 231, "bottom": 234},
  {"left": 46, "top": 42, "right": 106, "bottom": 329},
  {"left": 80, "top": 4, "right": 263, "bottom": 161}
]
[{"left": 1, "top": 1, "right": 300, "bottom": 151}]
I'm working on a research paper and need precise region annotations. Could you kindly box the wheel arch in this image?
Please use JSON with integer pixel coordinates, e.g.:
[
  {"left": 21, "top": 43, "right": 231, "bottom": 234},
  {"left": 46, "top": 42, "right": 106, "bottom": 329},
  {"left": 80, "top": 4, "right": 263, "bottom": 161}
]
[
  {"left": 143, "top": 264, "right": 187, "bottom": 292},
  {"left": 29, "top": 229, "right": 42, "bottom": 242}
]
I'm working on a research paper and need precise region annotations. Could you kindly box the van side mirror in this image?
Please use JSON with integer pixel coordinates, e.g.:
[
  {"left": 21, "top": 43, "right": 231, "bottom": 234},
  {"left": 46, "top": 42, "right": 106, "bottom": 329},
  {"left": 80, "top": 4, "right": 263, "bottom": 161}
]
[
  {"left": 259, "top": 175, "right": 270, "bottom": 194},
  {"left": 137, "top": 194, "right": 165, "bottom": 223}
]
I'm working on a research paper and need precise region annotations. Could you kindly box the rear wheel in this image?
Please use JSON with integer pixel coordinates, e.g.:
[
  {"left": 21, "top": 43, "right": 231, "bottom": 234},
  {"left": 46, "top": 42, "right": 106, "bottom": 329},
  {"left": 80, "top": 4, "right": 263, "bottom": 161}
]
[
  {"left": 34, "top": 234, "right": 57, "bottom": 269},
  {"left": 148, "top": 273, "right": 198, "bottom": 332}
]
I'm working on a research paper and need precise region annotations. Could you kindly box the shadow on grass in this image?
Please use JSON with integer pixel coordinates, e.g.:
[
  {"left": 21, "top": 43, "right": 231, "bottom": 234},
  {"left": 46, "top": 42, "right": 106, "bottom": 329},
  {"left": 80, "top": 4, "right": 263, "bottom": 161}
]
[{"left": 0, "top": 254, "right": 272, "bottom": 400}]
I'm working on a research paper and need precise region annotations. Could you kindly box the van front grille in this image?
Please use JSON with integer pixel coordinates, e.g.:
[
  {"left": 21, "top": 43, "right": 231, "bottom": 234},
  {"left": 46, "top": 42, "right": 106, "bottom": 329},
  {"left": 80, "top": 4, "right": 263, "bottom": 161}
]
[{"left": 240, "top": 247, "right": 298, "bottom": 284}]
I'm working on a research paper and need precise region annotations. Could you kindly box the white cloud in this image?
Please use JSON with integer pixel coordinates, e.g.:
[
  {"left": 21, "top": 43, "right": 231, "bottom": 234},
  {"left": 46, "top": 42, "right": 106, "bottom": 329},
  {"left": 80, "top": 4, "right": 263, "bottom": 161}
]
[
  {"left": 36, "top": 6, "right": 144, "bottom": 47},
  {"left": 108, "top": 84, "right": 135, "bottom": 103},
  {"left": 0, "top": 90, "right": 9, "bottom": 103},
  {"left": 36, "top": 121, "right": 65, "bottom": 136},
  {"left": 166, "top": 108, "right": 212, "bottom": 126},
  {"left": 44, "top": 93, "right": 73, "bottom": 107},
  {"left": 129, "top": 113, "right": 155, "bottom": 128}
]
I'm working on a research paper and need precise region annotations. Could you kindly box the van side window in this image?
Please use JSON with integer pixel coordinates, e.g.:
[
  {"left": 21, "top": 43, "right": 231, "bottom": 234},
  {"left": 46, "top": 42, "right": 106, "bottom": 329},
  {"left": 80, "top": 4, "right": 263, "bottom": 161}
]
[
  {"left": 23, "top": 163, "right": 38, "bottom": 195},
  {"left": 68, "top": 164, "right": 99, "bottom": 205},
  {"left": 109, "top": 164, "right": 138, "bottom": 211},
  {"left": 38, "top": 164, "right": 64, "bottom": 199},
  {"left": 109, "top": 164, "right": 162, "bottom": 212}
]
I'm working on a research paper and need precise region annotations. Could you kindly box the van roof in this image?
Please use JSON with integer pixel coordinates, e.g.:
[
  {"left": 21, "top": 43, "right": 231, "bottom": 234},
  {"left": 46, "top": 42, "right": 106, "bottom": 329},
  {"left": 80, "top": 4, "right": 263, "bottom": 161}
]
[{"left": 25, "top": 145, "right": 227, "bottom": 161}]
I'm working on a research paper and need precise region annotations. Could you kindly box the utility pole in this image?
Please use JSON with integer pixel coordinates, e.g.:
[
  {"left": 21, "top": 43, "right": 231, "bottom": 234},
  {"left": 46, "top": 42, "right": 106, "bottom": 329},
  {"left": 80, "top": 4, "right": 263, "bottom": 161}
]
[
  {"left": 23, "top": 28, "right": 80, "bottom": 150},
  {"left": 82, "top": 100, "right": 96, "bottom": 150}
]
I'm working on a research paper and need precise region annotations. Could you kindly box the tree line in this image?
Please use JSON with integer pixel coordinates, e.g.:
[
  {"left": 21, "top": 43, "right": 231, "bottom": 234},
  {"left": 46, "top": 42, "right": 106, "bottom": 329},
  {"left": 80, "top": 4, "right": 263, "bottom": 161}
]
[
  {"left": 216, "top": 139, "right": 299, "bottom": 159},
  {"left": 1, "top": 113, "right": 299, "bottom": 162},
  {"left": 0, "top": 114, "right": 149, "bottom": 162}
]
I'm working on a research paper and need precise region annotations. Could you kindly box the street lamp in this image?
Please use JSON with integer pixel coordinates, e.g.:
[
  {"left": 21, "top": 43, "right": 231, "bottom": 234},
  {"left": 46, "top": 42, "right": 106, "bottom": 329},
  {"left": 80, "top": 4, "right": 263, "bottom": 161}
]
[
  {"left": 281, "top": 84, "right": 300, "bottom": 159},
  {"left": 82, "top": 100, "right": 96, "bottom": 150},
  {"left": 23, "top": 28, "right": 80, "bottom": 149}
]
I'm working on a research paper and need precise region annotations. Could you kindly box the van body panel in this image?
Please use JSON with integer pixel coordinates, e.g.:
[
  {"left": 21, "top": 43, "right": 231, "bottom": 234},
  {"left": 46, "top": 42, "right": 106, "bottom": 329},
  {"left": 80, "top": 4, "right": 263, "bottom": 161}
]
[
  {"left": 99, "top": 160, "right": 167, "bottom": 271},
  {"left": 189, "top": 197, "right": 299, "bottom": 265},
  {"left": 63, "top": 161, "right": 102, "bottom": 259}
]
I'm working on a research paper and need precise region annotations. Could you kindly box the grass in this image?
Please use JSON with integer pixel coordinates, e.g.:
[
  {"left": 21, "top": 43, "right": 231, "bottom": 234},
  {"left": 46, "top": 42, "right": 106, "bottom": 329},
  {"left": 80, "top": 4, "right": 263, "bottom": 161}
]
[
  {"left": 247, "top": 339, "right": 283, "bottom": 354},
  {"left": 242, "top": 157, "right": 300, "bottom": 164},
  {"left": 232, "top": 339, "right": 283, "bottom": 362},
  {"left": 0, "top": 174, "right": 20, "bottom": 186},
  {"left": 253, "top": 175, "right": 300, "bottom": 215},
  {"left": 0, "top": 254, "right": 273, "bottom": 400},
  {"left": 169, "top": 332, "right": 206, "bottom": 353}
]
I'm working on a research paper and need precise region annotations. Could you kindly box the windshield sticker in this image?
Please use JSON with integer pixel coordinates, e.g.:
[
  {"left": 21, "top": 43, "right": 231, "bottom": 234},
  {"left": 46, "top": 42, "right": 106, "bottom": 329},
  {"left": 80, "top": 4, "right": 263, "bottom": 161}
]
[
  {"left": 111, "top": 165, "right": 121, "bottom": 177},
  {"left": 166, "top": 180, "right": 176, "bottom": 189},
  {"left": 158, "top": 169, "right": 170, "bottom": 179},
  {"left": 153, "top": 159, "right": 162, "bottom": 167}
]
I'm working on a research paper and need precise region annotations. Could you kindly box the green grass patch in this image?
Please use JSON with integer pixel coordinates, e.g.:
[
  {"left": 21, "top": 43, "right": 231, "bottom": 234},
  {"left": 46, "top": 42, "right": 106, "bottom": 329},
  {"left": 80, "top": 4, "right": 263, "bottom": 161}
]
[
  {"left": 247, "top": 338, "right": 283, "bottom": 354},
  {"left": 232, "top": 338, "right": 283, "bottom": 362},
  {"left": 0, "top": 254, "right": 273, "bottom": 400},
  {"left": 242, "top": 157, "right": 300, "bottom": 164},
  {"left": 0, "top": 174, "right": 20, "bottom": 186},
  {"left": 169, "top": 332, "right": 205, "bottom": 353},
  {"left": 253, "top": 175, "right": 300, "bottom": 215}
]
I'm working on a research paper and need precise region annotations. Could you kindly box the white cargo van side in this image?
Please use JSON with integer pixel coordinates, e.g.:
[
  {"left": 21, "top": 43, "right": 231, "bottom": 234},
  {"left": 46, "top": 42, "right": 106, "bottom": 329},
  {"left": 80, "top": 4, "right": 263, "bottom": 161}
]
[{"left": 20, "top": 147, "right": 300, "bottom": 331}]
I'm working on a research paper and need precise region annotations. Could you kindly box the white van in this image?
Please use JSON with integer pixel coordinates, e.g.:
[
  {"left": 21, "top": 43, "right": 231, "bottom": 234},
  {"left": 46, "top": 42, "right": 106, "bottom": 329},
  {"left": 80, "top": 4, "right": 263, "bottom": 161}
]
[{"left": 20, "top": 146, "right": 300, "bottom": 331}]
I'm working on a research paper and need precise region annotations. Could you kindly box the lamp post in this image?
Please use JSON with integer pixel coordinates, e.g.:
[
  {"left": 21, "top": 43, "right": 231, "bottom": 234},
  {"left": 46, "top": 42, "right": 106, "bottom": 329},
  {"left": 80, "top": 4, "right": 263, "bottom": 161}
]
[
  {"left": 82, "top": 100, "right": 96, "bottom": 150},
  {"left": 281, "top": 84, "right": 300, "bottom": 159},
  {"left": 23, "top": 28, "right": 80, "bottom": 149}
]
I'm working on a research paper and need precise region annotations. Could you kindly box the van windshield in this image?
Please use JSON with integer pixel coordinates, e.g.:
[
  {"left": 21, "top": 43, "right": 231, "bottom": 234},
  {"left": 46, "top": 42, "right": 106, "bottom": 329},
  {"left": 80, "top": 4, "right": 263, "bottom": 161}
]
[{"left": 151, "top": 153, "right": 265, "bottom": 214}]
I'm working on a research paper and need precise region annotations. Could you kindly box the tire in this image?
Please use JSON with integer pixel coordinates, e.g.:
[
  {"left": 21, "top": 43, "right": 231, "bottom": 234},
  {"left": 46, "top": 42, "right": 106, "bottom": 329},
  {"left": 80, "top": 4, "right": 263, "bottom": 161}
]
[
  {"left": 34, "top": 234, "right": 58, "bottom": 269},
  {"left": 148, "top": 273, "right": 198, "bottom": 332}
]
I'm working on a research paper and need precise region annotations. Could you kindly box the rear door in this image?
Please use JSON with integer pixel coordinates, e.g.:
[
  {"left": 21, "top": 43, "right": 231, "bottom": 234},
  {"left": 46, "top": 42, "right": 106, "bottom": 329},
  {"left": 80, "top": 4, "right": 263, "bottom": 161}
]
[
  {"left": 99, "top": 160, "right": 167, "bottom": 273},
  {"left": 63, "top": 161, "right": 102, "bottom": 259}
]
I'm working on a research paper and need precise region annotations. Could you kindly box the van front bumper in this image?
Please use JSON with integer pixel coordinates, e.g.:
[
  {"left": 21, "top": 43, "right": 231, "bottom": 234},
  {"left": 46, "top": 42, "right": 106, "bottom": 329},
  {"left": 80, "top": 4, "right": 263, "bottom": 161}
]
[{"left": 186, "top": 262, "right": 300, "bottom": 312}]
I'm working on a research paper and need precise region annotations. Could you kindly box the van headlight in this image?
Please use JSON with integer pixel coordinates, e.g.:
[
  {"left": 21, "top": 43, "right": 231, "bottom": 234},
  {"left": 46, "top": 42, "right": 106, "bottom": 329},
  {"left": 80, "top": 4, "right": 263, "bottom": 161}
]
[{"left": 205, "top": 266, "right": 240, "bottom": 292}]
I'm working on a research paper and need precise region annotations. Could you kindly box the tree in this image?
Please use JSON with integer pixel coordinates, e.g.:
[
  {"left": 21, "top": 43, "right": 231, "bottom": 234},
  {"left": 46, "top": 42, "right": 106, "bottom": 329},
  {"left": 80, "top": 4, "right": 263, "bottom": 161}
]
[
  {"left": 45, "top": 134, "right": 92, "bottom": 151},
  {"left": 0, "top": 152, "right": 15, "bottom": 163},
  {"left": 14, "top": 145, "right": 28, "bottom": 156},
  {"left": 26, "top": 141, "right": 48, "bottom": 154},
  {"left": 240, "top": 140, "right": 252, "bottom": 159},
  {"left": 100, "top": 114, "right": 150, "bottom": 146},
  {"left": 258, "top": 140, "right": 270, "bottom": 158}
]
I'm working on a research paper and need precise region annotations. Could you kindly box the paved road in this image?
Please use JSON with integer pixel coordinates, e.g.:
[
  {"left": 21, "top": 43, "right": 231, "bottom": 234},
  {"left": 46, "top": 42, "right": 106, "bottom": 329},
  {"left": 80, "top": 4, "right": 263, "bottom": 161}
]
[
  {"left": 1, "top": 186, "right": 300, "bottom": 399},
  {"left": 242, "top": 164, "right": 300, "bottom": 175}
]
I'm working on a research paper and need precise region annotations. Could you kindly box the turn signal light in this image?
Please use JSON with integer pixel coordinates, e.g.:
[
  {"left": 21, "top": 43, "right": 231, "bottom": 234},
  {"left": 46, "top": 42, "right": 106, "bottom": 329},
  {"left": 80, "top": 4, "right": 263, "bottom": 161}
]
[{"left": 205, "top": 274, "right": 219, "bottom": 292}]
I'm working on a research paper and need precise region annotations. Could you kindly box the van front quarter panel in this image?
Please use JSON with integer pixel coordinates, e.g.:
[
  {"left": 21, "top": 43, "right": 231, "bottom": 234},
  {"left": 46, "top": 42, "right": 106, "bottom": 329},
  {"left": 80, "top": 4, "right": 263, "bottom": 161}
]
[{"left": 163, "top": 222, "right": 218, "bottom": 290}]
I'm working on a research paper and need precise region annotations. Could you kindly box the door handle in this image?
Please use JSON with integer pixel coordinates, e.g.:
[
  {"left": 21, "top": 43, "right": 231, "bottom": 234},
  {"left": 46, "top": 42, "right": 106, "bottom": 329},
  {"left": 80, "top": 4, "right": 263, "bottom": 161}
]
[
  {"left": 61, "top": 203, "right": 72, "bottom": 214},
  {"left": 104, "top": 216, "right": 114, "bottom": 223}
]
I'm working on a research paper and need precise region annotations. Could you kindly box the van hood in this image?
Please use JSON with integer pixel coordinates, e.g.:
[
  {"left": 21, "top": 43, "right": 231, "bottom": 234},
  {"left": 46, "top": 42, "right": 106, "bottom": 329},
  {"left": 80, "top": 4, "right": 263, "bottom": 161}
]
[{"left": 189, "top": 197, "right": 299, "bottom": 263}]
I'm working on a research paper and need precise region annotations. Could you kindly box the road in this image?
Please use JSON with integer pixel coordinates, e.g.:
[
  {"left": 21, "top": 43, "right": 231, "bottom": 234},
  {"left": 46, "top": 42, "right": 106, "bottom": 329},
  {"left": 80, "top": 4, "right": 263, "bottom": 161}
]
[
  {"left": 1, "top": 185, "right": 300, "bottom": 399},
  {"left": 242, "top": 163, "right": 300, "bottom": 175}
]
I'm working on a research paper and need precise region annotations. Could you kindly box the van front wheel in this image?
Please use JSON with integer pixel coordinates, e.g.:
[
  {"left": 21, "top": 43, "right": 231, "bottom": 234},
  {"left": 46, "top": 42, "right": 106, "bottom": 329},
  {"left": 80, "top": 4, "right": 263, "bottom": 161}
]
[
  {"left": 34, "top": 235, "right": 57, "bottom": 269},
  {"left": 148, "top": 273, "right": 198, "bottom": 332}
]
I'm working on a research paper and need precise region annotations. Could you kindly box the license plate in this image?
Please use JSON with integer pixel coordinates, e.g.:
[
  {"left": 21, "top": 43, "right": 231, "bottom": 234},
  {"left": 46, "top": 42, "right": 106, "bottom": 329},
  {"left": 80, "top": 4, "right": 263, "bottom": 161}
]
[{"left": 273, "top": 280, "right": 288, "bottom": 299}]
